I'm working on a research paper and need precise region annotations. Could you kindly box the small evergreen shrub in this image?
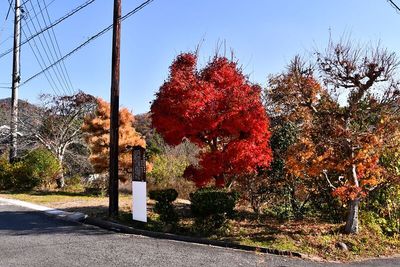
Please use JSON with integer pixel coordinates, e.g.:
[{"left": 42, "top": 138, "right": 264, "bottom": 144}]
[
  {"left": 190, "top": 188, "right": 239, "bottom": 233},
  {"left": 149, "top": 189, "right": 179, "bottom": 224},
  {"left": 360, "top": 211, "right": 385, "bottom": 235},
  {"left": 23, "top": 149, "right": 60, "bottom": 188},
  {"left": 362, "top": 184, "right": 400, "bottom": 236},
  {"left": 0, "top": 149, "right": 59, "bottom": 191},
  {"left": 0, "top": 156, "right": 18, "bottom": 190}
]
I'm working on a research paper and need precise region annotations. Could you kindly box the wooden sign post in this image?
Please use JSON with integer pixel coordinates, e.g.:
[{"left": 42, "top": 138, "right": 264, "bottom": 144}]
[{"left": 131, "top": 146, "right": 147, "bottom": 222}]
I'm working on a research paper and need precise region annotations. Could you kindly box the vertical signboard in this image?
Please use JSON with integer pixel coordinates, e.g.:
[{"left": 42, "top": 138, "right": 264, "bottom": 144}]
[{"left": 132, "top": 146, "right": 147, "bottom": 222}]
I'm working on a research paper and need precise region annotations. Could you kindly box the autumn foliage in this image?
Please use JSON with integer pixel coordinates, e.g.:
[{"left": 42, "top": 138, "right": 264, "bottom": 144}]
[
  {"left": 151, "top": 53, "right": 272, "bottom": 187},
  {"left": 268, "top": 42, "right": 400, "bottom": 233},
  {"left": 82, "top": 98, "right": 146, "bottom": 181}
]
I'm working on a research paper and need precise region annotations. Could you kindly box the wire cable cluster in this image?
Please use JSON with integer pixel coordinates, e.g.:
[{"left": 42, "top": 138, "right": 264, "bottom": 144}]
[
  {"left": 0, "top": 0, "right": 95, "bottom": 60},
  {"left": 21, "top": 0, "right": 154, "bottom": 87},
  {"left": 3, "top": 0, "right": 154, "bottom": 93}
]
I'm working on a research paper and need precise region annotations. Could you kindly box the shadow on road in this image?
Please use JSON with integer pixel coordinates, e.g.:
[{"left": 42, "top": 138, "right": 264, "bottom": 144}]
[{"left": 0, "top": 210, "right": 108, "bottom": 236}]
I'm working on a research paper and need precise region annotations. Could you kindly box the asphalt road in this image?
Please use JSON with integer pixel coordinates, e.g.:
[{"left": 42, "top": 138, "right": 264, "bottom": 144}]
[{"left": 0, "top": 200, "right": 399, "bottom": 267}]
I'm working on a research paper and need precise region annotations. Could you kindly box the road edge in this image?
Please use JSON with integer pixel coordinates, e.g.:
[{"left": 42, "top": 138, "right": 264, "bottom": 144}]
[
  {"left": 0, "top": 197, "right": 88, "bottom": 222},
  {"left": 83, "top": 216, "right": 303, "bottom": 258},
  {"left": 0, "top": 196, "right": 302, "bottom": 258}
]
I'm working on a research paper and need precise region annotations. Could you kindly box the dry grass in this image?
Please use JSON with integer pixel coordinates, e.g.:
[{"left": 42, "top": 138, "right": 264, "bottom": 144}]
[{"left": 226, "top": 210, "right": 400, "bottom": 261}]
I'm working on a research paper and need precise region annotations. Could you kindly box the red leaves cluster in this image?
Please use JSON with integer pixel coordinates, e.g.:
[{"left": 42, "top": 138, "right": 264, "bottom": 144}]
[
  {"left": 151, "top": 53, "right": 272, "bottom": 187},
  {"left": 332, "top": 184, "right": 367, "bottom": 202}
]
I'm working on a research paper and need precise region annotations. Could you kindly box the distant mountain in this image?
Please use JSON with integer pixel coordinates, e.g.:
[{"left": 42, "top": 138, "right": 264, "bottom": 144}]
[
  {"left": 0, "top": 98, "right": 41, "bottom": 126},
  {"left": 0, "top": 98, "right": 42, "bottom": 154}
]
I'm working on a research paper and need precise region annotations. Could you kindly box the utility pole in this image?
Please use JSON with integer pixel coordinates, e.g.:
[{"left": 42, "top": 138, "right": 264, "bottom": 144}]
[
  {"left": 109, "top": 0, "right": 121, "bottom": 217},
  {"left": 9, "top": 0, "right": 21, "bottom": 163}
]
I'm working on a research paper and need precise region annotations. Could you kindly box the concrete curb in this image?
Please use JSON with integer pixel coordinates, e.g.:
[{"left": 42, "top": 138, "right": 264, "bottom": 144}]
[
  {"left": 82, "top": 217, "right": 303, "bottom": 258},
  {"left": 0, "top": 197, "right": 88, "bottom": 222},
  {"left": 0, "top": 197, "right": 302, "bottom": 258}
]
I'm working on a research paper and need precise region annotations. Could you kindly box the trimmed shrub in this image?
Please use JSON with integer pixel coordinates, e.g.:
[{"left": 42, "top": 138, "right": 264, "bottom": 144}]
[
  {"left": 149, "top": 189, "right": 179, "bottom": 224},
  {"left": 190, "top": 188, "right": 239, "bottom": 233}
]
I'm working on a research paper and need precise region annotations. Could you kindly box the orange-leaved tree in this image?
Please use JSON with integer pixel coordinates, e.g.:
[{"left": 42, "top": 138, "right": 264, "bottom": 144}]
[
  {"left": 265, "top": 57, "right": 329, "bottom": 218},
  {"left": 82, "top": 98, "right": 146, "bottom": 181},
  {"left": 268, "top": 41, "right": 400, "bottom": 234}
]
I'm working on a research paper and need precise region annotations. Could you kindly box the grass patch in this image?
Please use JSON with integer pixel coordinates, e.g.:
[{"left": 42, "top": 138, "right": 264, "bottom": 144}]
[
  {"left": 0, "top": 190, "right": 132, "bottom": 217},
  {"left": 1, "top": 191, "right": 99, "bottom": 204}
]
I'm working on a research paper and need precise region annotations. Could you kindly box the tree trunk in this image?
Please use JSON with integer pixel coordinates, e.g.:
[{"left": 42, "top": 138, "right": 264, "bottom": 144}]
[
  {"left": 344, "top": 198, "right": 360, "bottom": 234},
  {"left": 56, "top": 172, "right": 65, "bottom": 189},
  {"left": 344, "top": 147, "right": 361, "bottom": 234},
  {"left": 56, "top": 155, "right": 65, "bottom": 188}
]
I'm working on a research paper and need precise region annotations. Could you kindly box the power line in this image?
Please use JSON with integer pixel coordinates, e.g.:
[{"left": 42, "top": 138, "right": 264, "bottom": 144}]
[
  {"left": 11, "top": 0, "right": 62, "bottom": 96},
  {"left": 0, "top": 0, "right": 57, "bottom": 47},
  {"left": 0, "top": 0, "right": 13, "bottom": 45},
  {"left": 0, "top": 0, "right": 95, "bottom": 60},
  {"left": 21, "top": 0, "right": 154, "bottom": 87},
  {"left": 21, "top": 0, "right": 57, "bottom": 35},
  {"left": 21, "top": 22, "right": 62, "bottom": 95},
  {"left": 24, "top": 1, "right": 68, "bottom": 94},
  {"left": 41, "top": 0, "right": 74, "bottom": 92},
  {"left": 40, "top": 0, "right": 74, "bottom": 92},
  {"left": 5, "top": 0, "right": 13, "bottom": 20},
  {"left": 27, "top": 0, "right": 70, "bottom": 94},
  {"left": 26, "top": 1, "right": 68, "bottom": 94},
  {"left": 388, "top": 0, "right": 400, "bottom": 13}
]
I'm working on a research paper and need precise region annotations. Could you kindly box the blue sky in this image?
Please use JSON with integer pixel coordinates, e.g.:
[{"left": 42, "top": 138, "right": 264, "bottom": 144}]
[{"left": 0, "top": 0, "right": 400, "bottom": 114}]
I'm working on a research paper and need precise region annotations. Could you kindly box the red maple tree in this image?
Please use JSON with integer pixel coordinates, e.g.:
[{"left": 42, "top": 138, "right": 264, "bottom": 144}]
[{"left": 151, "top": 53, "right": 273, "bottom": 187}]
